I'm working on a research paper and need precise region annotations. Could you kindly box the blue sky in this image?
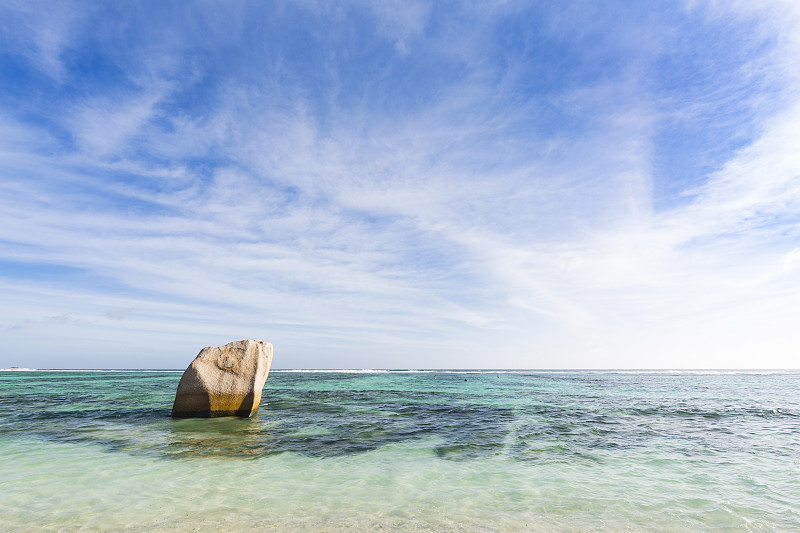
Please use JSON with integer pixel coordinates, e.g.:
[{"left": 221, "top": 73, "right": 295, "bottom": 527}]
[{"left": 1, "top": 1, "right": 799, "bottom": 369}]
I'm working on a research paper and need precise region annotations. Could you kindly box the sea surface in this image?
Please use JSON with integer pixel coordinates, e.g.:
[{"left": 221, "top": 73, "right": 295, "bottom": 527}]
[{"left": 1, "top": 370, "right": 799, "bottom": 532}]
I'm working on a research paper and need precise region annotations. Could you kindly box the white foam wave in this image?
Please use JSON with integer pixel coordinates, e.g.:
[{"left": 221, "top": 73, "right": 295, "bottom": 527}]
[
  {"left": 270, "top": 369, "right": 799, "bottom": 375},
  {"left": 7, "top": 369, "right": 184, "bottom": 373}
]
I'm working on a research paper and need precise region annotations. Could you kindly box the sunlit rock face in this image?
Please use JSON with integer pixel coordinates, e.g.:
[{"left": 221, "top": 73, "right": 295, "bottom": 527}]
[{"left": 172, "top": 340, "right": 273, "bottom": 417}]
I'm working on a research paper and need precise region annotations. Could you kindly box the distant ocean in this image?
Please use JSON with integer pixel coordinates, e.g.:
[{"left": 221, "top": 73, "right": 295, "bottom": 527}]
[{"left": 1, "top": 370, "right": 798, "bottom": 531}]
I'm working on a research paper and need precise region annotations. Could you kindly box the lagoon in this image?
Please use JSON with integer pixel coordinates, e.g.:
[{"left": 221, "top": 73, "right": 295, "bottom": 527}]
[{"left": 1, "top": 370, "right": 798, "bottom": 531}]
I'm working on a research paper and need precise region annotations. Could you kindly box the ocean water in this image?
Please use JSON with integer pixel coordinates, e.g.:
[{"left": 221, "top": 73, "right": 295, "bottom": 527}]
[{"left": 1, "top": 370, "right": 798, "bottom": 532}]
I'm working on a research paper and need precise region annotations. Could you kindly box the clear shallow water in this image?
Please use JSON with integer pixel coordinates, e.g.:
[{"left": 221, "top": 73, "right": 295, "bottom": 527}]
[{"left": 1, "top": 370, "right": 799, "bottom": 531}]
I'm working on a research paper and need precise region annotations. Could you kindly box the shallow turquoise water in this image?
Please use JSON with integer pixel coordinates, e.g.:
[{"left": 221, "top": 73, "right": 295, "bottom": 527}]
[{"left": 1, "top": 370, "right": 799, "bottom": 531}]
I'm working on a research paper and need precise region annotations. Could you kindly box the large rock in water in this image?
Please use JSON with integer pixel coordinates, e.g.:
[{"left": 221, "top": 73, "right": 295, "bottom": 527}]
[{"left": 172, "top": 340, "right": 273, "bottom": 417}]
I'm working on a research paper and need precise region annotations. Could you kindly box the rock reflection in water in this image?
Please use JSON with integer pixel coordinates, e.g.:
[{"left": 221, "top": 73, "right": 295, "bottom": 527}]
[{"left": 166, "top": 415, "right": 279, "bottom": 459}]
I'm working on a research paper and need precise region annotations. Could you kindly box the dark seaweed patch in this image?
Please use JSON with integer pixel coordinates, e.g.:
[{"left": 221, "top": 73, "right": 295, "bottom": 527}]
[{"left": 2, "top": 371, "right": 800, "bottom": 462}]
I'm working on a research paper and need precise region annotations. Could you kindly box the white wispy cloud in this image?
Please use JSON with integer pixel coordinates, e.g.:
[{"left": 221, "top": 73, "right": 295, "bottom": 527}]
[
  {"left": 0, "top": 0, "right": 88, "bottom": 81},
  {"left": 1, "top": 1, "right": 798, "bottom": 368}
]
